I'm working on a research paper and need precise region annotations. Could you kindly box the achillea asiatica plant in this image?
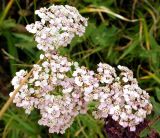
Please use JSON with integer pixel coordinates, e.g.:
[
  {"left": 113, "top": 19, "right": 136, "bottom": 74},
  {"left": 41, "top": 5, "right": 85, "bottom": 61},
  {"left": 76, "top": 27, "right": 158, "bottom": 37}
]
[{"left": 10, "top": 5, "right": 152, "bottom": 134}]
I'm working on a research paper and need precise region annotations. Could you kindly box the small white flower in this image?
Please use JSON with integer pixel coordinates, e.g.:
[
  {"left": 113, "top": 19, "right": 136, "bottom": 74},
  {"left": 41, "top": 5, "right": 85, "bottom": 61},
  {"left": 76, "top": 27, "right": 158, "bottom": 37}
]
[
  {"left": 35, "top": 81, "right": 41, "bottom": 86},
  {"left": 130, "top": 126, "right": 136, "bottom": 131},
  {"left": 57, "top": 73, "right": 65, "bottom": 79},
  {"left": 119, "top": 121, "right": 128, "bottom": 128},
  {"left": 122, "top": 77, "right": 128, "bottom": 82},
  {"left": 9, "top": 92, "right": 14, "bottom": 97},
  {"left": 120, "top": 112, "right": 128, "bottom": 121},
  {"left": 74, "top": 77, "right": 83, "bottom": 86},
  {"left": 93, "top": 93, "right": 99, "bottom": 100},
  {"left": 62, "top": 87, "right": 73, "bottom": 93},
  {"left": 40, "top": 54, "right": 44, "bottom": 59},
  {"left": 84, "top": 86, "right": 93, "bottom": 95}
]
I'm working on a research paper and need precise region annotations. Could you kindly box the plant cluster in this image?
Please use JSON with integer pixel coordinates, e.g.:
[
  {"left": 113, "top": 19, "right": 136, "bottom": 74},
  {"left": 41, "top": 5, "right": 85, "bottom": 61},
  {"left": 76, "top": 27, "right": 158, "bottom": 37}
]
[{"left": 10, "top": 4, "right": 152, "bottom": 134}]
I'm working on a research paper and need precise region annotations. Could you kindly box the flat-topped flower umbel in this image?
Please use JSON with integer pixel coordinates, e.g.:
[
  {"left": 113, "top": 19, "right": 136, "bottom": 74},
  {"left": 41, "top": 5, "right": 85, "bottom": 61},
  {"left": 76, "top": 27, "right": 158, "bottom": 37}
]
[
  {"left": 10, "top": 4, "right": 152, "bottom": 134},
  {"left": 26, "top": 5, "right": 87, "bottom": 52}
]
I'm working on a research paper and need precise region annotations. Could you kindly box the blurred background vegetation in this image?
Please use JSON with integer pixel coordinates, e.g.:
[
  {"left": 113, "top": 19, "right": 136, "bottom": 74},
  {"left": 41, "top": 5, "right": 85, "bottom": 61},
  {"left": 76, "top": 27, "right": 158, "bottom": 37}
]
[{"left": 0, "top": 0, "right": 160, "bottom": 137}]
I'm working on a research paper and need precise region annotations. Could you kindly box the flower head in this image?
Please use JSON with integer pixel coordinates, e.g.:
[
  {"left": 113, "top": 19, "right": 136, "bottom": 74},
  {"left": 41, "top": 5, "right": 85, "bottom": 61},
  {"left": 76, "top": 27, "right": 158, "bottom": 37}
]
[{"left": 26, "top": 5, "right": 88, "bottom": 52}]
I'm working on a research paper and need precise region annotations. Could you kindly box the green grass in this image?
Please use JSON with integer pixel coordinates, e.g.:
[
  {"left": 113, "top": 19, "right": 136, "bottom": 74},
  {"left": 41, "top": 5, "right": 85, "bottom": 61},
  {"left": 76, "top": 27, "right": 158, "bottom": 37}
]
[{"left": 0, "top": 0, "right": 160, "bottom": 137}]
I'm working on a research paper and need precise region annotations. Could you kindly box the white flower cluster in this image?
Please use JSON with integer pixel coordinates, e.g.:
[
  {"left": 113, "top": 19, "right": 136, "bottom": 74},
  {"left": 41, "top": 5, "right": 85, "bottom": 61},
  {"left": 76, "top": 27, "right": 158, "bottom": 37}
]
[
  {"left": 10, "top": 4, "right": 152, "bottom": 134},
  {"left": 10, "top": 53, "right": 88, "bottom": 133},
  {"left": 92, "top": 64, "right": 152, "bottom": 131},
  {"left": 97, "top": 63, "right": 117, "bottom": 84},
  {"left": 73, "top": 66, "right": 99, "bottom": 102},
  {"left": 26, "top": 5, "right": 87, "bottom": 52}
]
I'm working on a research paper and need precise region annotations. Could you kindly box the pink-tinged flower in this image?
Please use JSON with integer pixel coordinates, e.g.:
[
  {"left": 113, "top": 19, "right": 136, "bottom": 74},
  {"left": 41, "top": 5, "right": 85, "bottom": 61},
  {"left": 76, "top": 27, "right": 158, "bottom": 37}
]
[{"left": 10, "top": 4, "right": 152, "bottom": 134}]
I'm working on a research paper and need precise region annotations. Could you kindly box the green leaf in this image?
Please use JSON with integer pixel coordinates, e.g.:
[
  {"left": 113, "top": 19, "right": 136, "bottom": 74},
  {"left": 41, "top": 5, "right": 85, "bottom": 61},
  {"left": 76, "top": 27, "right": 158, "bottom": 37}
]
[
  {"left": 140, "top": 128, "right": 150, "bottom": 138},
  {"left": 0, "top": 19, "right": 16, "bottom": 31},
  {"left": 116, "top": 36, "right": 139, "bottom": 63},
  {"left": 150, "top": 97, "right": 160, "bottom": 115},
  {"left": 3, "top": 31, "right": 18, "bottom": 77},
  {"left": 151, "top": 121, "right": 160, "bottom": 134},
  {"left": 155, "top": 87, "right": 160, "bottom": 102}
]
